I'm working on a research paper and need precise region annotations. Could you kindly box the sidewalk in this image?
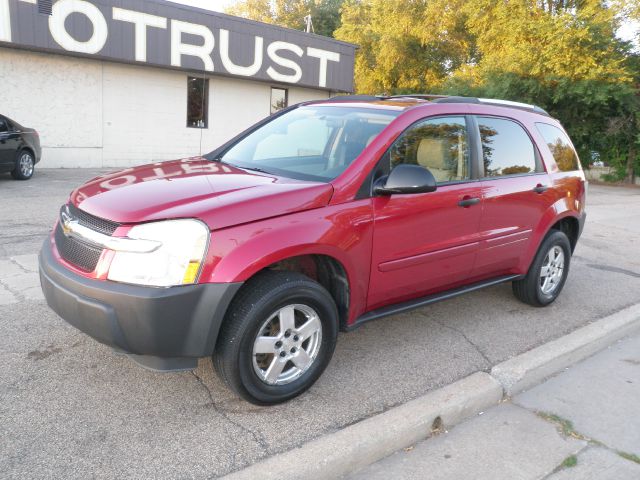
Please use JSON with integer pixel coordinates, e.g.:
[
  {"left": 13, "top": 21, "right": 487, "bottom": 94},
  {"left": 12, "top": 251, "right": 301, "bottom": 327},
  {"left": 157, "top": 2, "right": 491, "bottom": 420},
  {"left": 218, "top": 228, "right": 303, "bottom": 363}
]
[{"left": 348, "top": 333, "right": 640, "bottom": 480}]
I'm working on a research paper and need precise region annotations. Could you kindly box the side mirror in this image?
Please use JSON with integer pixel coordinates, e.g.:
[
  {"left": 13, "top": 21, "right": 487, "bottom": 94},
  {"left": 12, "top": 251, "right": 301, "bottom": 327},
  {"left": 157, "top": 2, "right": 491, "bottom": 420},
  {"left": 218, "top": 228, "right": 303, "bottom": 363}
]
[{"left": 374, "top": 164, "right": 437, "bottom": 195}]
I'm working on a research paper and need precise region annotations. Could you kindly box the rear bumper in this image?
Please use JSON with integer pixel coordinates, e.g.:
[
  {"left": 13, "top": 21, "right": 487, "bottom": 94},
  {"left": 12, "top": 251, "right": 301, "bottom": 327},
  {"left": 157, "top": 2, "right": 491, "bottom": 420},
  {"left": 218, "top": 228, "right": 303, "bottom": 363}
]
[{"left": 39, "top": 239, "right": 242, "bottom": 370}]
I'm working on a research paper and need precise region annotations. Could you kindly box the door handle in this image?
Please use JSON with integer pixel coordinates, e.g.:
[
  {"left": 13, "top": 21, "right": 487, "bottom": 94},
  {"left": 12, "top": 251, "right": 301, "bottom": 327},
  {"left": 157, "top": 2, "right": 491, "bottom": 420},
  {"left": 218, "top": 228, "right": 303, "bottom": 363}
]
[
  {"left": 458, "top": 197, "right": 480, "bottom": 208},
  {"left": 533, "top": 184, "right": 548, "bottom": 194}
]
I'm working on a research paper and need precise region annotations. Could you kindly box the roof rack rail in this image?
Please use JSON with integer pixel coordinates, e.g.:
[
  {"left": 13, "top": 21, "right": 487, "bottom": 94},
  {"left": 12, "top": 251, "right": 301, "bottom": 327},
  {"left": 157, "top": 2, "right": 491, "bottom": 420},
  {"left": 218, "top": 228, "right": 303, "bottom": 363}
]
[
  {"left": 328, "top": 94, "right": 387, "bottom": 101},
  {"left": 388, "top": 94, "right": 448, "bottom": 100},
  {"left": 431, "top": 96, "right": 549, "bottom": 116},
  {"left": 327, "top": 93, "right": 550, "bottom": 116}
]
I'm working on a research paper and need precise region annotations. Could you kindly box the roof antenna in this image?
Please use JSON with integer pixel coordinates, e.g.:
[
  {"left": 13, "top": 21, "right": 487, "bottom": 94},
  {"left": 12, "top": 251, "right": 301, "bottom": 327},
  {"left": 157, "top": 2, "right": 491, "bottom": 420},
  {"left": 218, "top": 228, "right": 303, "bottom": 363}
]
[{"left": 304, "top": 14, "right": 314, "bottom": 33}]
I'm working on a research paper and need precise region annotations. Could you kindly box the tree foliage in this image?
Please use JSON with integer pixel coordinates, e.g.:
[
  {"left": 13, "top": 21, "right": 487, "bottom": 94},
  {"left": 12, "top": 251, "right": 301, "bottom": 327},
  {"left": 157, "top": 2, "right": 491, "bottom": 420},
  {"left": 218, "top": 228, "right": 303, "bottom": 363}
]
[
  {"left": 336, "top": 0, "right": 640, "bottom": 182},
  {"left": 226, "top": 0, "right": 344, "bottom": 37}
]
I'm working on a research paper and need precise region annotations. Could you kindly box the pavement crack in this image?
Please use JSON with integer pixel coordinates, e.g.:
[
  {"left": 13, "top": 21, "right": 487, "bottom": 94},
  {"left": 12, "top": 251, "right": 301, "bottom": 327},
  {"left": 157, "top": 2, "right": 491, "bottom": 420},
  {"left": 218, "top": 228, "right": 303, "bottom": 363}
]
[
  {"left": 585, "top": 263, "right": 640, "bottom": 278},
  {"left": 0, "top": 277, "right": 25, "bottom": 302},
  {"left": 431, "top": 318, "right": 493, "bottom": 368},
  {"left": 190, "top": 371, "right": 270, "bottom": 456},
  {"left": 8, "top": 257, "right": 32, "bottom": 275}
]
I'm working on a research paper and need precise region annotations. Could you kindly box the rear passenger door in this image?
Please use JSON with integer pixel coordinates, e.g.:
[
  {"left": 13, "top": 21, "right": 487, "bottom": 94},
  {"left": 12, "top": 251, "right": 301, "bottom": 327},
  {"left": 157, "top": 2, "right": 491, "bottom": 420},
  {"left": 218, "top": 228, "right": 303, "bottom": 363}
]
[{"left": 472, "top": 116, "right": 555, "bottom": 276}]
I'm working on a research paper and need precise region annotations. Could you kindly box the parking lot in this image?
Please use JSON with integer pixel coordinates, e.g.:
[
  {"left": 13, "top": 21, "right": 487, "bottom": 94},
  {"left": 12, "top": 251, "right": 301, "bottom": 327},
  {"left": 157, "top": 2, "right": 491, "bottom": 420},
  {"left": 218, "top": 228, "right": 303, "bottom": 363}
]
[{"left": 1, "top": 169, "right": 639, "bottom": 479}]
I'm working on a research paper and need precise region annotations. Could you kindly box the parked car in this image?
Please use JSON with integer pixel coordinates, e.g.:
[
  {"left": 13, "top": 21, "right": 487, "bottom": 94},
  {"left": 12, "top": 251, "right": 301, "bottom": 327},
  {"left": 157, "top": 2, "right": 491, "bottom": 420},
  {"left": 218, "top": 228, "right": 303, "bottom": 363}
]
[
  {"left": 39, "top": 95, "right": 586, "bottom": 405},
  {"left": 0, "top": 114, "right": 41, "bottom": 180}
]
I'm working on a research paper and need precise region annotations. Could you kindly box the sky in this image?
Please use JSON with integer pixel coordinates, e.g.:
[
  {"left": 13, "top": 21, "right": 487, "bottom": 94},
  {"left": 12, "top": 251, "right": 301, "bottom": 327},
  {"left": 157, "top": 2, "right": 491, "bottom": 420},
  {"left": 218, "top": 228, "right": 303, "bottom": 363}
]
[{"left": 168, "top": 0, "right": 638, "bottom": 46}]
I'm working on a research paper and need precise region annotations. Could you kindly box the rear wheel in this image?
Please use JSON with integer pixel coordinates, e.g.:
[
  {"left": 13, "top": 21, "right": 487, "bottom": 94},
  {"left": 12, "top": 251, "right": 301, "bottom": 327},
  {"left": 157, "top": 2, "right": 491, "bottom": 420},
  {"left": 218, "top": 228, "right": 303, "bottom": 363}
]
[
  {"left": 512, "top": 230, "right": 571, "bottom": 307},
  {"left": 11, "top": 150, "right": 35, "bottom": 180},
  {"left": 214, "top": 270, "right": 338, "bottom": 405}
]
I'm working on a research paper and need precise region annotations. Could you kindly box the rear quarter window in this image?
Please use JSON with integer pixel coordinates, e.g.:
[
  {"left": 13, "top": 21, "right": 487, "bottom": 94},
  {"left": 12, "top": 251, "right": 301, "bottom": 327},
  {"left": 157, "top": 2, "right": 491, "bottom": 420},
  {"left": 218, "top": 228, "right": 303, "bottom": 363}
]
[{"left": 535, "top": 123, "right": 580, "bottom": 172}]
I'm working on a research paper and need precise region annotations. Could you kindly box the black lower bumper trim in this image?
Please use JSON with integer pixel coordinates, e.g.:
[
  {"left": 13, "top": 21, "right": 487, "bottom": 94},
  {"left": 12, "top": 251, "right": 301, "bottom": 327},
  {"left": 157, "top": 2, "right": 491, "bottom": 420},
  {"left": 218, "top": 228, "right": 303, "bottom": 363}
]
[
  {"left": 126, "top": 354, "right": 198, "bottom": 372},
  {"left": 39, "top": 239, "right": 243, "bottom": 363}
]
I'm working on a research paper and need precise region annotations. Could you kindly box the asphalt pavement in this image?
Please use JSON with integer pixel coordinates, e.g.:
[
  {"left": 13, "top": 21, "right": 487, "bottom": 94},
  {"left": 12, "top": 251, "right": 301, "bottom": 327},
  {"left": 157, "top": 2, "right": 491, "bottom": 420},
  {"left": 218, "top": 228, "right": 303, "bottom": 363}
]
[{"left": 1, "top": 169, "right": 639, "bottom": 478}]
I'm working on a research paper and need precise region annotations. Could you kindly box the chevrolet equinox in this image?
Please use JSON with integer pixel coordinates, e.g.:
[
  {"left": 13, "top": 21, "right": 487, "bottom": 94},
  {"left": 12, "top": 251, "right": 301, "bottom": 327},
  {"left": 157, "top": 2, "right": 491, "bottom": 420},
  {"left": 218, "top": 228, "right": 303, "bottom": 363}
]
[{"left": 39, "top": 95, "right": 587, "bottom": 404}]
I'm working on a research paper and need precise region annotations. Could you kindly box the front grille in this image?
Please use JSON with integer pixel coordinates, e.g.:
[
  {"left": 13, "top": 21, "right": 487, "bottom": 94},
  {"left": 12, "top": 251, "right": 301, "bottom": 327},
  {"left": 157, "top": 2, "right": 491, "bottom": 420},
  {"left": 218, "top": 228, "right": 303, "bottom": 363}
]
[
  {"left": 68, "top": 203, "right": 120, "bottom": 236},
  {"left": 55, "top": 224, "right": 103, "bottom": 272},
  {"left": 54, "top": 204, "right": 120, "bottom": 272}
]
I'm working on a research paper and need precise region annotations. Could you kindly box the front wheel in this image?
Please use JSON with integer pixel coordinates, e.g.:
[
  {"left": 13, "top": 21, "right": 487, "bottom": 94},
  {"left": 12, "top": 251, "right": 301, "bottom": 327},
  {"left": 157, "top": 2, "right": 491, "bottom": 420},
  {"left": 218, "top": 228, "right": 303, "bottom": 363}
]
[
  {"left": 512, "top": 230, "right": 572, "bottom": 307},
  {"left": 214, "top": 271, "right": 338, "bottom": 405}
]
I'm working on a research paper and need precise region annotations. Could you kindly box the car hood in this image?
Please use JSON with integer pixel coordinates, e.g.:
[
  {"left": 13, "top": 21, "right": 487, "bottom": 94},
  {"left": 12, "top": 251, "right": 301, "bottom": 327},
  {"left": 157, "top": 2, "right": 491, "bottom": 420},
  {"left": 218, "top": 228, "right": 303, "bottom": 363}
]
[{"left": 70, "top": 158, "right": 334, "bottom": 230}]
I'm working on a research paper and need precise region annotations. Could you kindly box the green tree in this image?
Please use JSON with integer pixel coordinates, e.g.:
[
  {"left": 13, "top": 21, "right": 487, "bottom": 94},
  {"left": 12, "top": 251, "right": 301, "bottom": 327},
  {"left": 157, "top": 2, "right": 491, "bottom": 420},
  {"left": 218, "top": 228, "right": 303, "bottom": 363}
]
[
  {"left": 335, "top": 0, "right": 473, "bottom": 93},
  {"left": 226, "top": 0, "right": 344, "bottom": 37},
  {"left": 446, "top": 0, "right": 637, "bottom": 181}
]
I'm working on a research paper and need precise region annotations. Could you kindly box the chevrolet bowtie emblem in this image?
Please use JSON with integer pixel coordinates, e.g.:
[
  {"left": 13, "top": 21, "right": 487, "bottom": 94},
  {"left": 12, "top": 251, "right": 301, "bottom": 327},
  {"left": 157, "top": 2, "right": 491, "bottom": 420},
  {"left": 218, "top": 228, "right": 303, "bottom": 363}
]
[{"left": 60, "top": 207, "right": 73, "bottom": 236}]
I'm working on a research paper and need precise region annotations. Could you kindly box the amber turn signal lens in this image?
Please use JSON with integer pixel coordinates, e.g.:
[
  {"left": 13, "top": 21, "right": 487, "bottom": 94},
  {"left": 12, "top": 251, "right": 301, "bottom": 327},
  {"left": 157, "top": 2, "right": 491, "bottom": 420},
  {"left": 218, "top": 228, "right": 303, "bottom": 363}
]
[{"left": 182, "top": 261, "right": 201, "bottom": 284}]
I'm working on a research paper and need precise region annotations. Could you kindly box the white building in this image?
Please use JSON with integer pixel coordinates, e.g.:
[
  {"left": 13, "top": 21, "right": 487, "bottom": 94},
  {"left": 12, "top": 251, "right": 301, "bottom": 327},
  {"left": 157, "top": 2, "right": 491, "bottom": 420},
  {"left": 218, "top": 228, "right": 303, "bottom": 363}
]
[{"left": 0, "top": 0, "right": 356, "bottom": 168}]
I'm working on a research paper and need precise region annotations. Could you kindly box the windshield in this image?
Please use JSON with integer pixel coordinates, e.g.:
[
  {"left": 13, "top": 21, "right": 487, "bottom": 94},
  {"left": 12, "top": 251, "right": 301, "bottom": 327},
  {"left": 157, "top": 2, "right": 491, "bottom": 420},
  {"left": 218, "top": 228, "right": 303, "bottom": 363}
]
[{"left": 216, "top": 106, "right": 399, "bottom": 181}]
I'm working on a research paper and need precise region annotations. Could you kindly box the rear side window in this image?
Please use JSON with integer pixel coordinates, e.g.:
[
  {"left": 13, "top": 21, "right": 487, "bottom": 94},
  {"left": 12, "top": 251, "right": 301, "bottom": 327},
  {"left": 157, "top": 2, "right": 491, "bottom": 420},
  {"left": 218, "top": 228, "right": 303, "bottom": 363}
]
[
  {"left": 477, "top": 117, "right": 536, "bottom": 177},
  {"left": 390, "top": 116, "right": 469, "bottom": 184},
  {"left": 535, "top": 123, "right": 580, "bottom": 172}
]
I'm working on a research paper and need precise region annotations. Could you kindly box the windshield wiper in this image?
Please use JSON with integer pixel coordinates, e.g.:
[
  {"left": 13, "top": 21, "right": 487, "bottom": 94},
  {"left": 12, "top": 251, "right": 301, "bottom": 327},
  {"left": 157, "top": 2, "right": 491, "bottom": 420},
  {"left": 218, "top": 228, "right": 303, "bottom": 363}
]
[{"left": 237, "top": 165, "right": 270, "bottom": 174}]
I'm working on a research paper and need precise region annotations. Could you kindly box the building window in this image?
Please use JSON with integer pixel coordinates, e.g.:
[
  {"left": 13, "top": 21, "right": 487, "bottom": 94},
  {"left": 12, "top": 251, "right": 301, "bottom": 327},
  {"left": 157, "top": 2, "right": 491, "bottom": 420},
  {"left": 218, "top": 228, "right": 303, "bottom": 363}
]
[
  {"left": 271, "top": 87, "right": 288, "bottom": 114},
  {"left": 187, "top": 77, "right": 208, "bottom": 128},
  {"left": 38, "top": 0, "right": 53, "bottom": 15}
]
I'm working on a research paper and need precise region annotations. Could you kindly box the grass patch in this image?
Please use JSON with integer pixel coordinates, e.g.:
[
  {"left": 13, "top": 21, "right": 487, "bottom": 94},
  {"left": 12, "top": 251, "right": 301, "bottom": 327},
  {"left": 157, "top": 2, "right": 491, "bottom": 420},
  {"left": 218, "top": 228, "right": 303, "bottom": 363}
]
[
  {"left": 618, "top": 451, "right": 640, "bottom": 465},
  {"left": 537, "top": 412, "right": 586, "bottom": 440},
  {"left": 560, "top": 455, "right": 578, "bottom": 468}
]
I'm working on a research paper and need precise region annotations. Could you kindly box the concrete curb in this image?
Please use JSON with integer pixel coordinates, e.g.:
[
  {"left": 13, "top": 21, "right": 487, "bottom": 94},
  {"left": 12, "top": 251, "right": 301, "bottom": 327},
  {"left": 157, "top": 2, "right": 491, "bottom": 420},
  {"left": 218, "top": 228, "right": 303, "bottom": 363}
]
[
  {"left": 491, "top": 302, "right": 640, "bottom": 396},
  {"left": 223, "top": 372, "right": 503, "bottom": 480},
  {"left": 224, "top": 303, "right": 640, "bottom": 479}
]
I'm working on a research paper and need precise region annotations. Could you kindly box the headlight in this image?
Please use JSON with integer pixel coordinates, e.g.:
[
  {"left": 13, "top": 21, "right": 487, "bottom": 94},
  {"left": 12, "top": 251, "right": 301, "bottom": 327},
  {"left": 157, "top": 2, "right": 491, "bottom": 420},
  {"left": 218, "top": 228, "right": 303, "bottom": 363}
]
[{"left": 107, "top": 219, "right": 209, "bottom": 287}]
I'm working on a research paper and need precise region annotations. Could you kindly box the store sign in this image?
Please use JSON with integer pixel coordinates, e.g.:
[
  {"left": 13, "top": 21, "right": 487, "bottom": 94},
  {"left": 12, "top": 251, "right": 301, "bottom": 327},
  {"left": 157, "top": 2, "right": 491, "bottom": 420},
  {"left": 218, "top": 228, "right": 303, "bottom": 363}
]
[{"left": 0, "top": 0, "right": 355, "bottom": 91}]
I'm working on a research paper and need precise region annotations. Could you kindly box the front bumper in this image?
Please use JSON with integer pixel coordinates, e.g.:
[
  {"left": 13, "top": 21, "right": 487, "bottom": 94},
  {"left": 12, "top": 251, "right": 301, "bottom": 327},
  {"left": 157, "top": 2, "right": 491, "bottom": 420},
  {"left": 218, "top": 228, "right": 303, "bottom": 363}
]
[
  {"left": 39, "top": 239, "right": 243, "bottom": 371},
  {"left": 578, "top": 211, "right": 587, "bottom": 240}
]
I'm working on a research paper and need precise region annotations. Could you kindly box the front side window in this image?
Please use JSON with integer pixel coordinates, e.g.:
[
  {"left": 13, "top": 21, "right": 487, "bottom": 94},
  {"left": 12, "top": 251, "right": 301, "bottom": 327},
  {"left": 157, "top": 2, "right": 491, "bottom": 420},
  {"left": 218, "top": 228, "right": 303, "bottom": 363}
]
[
  {"left": 0, "top": 118, "right": 7, "bottom": 133},
  {"left": 390, "top": 116, "right": 469, "bottom": 183},
  {"left": 187, "top": 77, "right": 209, "bottom": 128},
  {"left": 271, "top": 87, "right": 288, "bottom": 114},
  {"left": 535, "top": 123, "right": 580, "bottom": 172},
  {"left": 218, "top": 106, "right": 399, "bottom": 181},
  {"left": 478, "top": 117, "right": 536, "bottom": 177}
]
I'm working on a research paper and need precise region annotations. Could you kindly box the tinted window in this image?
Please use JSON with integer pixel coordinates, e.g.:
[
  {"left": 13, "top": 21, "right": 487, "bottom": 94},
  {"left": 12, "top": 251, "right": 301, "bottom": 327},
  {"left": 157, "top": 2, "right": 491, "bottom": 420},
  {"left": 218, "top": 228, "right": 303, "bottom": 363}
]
[
  {"left": 390, "top": 117, "right": 469, "bottom": 183},
  {"left": 536, "top": 123, "right": 580, "bottom": 172},
  {"left": 187, "top": 77, "right": 209, "bottom": 128},
  {"left": 0, "top": 119, "right": 7, "bottom": 133},
  {"left": 478, "top": 117, "right": 536, "bottom": 177},
  {"left": 271, "top": 87, "right": 288, "bottom": 114}
]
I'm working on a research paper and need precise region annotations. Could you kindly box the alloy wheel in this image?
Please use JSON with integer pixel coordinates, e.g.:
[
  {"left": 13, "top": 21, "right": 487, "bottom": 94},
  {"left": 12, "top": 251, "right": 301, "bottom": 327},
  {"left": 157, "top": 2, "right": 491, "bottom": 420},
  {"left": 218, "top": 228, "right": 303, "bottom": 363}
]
[
  {"left": 540, "top": 245, "right": 565, "bottom": 295},
  {"left": 252, "top": 304, "right": 323, "bottom": 386},
  {"left": 19, "top": 153, "right": 34, "bottom": 178}
]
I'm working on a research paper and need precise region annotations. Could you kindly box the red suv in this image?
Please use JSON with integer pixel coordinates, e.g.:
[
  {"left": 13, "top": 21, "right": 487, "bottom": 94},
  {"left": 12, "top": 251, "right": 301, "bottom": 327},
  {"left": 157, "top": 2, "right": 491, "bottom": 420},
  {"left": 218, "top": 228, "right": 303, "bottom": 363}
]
[{"left": 39, "top": 95, "right": 586, "bottom": 404}]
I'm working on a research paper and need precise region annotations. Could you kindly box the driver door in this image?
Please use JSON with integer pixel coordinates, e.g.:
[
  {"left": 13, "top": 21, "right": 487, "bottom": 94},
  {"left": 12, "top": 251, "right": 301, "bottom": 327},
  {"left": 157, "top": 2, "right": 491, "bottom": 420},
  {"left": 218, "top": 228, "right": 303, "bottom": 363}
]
[{"left": 368, "top": 116, "right": 484, "bottom": 310}]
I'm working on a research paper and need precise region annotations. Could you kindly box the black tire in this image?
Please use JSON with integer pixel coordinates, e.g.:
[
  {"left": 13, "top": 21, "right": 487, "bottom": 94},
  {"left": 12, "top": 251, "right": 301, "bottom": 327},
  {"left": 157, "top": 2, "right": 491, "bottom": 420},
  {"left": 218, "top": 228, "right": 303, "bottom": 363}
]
[
  {"left": 512, "top": 230, "right": 572, "bottom": 307},
  {"left": 214, "top": 270, "right": 338, "bottom": 405},
  {"left": 11, "top": 150, "right": 35, "bottom": 180}
]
